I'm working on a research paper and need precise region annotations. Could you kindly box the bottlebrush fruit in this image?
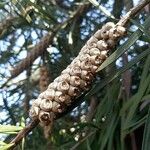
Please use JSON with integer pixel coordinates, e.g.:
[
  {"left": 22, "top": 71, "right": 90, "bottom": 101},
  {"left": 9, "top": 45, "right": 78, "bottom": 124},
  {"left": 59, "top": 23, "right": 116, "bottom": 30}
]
[{"left": 30, "top": 22, "right": 126, "bottom": 126}]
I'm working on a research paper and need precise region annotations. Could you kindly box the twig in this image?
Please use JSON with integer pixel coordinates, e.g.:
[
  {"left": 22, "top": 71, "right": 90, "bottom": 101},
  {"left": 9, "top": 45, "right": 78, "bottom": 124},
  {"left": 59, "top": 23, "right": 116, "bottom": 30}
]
[
  {"left": 8, "top": 0, "right": 150, "bottom": 149},
  {"left": 9, "top": 119, "right": 39, "bottom": 150}
]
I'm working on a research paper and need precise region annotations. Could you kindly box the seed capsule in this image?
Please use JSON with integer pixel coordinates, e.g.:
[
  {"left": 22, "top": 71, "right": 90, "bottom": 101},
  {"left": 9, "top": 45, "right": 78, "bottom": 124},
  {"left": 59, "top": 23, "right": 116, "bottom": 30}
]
[
  {"left": 39, "top": 110, "right": 51, "bottom": 126},
  {"left": 40, "top": 99, "right": 52, "bottom": 111},
  {"left": 103, "top": 22, "right": 115, "bottom": 31},
  {"left": 80, "top": 45, "right": 89, "bottom": 54},
  {"left": 68, "top": 86, "right": 80, "bottom": 97},
  {"left": 116, "top": 25, "right": 126, "bottom": 36},
  {"left": 29, "top": 105, "right": 40, "bottom": 118},
  {"left": 79, "top": 54, "right": 90, "bottom": 61},
  {"left": 81, "top": 70, "right": 94, "bottom": 81},
  {"left": 94, "top": 30, "right": 102, "bottom": 39},
  {"left": 70, "top": 67, "right": 81, "bottom": 76},
  {"left": 87, "top": 36, "right": 98, "bottom": 46},
  {"left": 48, "top": 82, "right": 58, "bottom": 90},
  {"left": 57, "top": 81, "right": 70, "bottom": 92},
  {"left": 97, "top": 40, "right": 108, "bottom": 50},
  {"left": 44, "top": 89, "right": 55, "bottom": 101},
  {"left": 100, "top": 29, "right": 109, "bottom": 40},
  {"left": 32, "top": 98, "right": 42, "bottom": 107},
  {"left": 106, "top": 39, "right": 115, "bottom": 48},
  {"left": 52, "top": 101, "right": 61, "bottom": 113},
  {"left": 70, "top": 76, "right": 81, "bottom": 86},
  {"left": 80, "top": 59, "right": 92, "bottom": 70},
  {"left": 89, "top": 48, "right": 101, "bottom": 56},
  {"left": 90, "top": 55, "right": 102, "bottom": 65}
]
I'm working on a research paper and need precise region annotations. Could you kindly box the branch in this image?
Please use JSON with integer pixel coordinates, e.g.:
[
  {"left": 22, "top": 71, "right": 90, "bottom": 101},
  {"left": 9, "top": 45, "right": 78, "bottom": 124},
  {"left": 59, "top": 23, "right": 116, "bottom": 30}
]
[{"left": 8, "top": 0, "right": 150, "bottom": 149}]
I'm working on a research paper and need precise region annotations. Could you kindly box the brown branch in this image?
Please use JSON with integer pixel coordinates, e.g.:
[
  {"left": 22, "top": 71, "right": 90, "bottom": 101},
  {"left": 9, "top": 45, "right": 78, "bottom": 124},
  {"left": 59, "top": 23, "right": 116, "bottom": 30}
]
[
  {"left": 9, "top": 3, "right": 90, "bottom": 79},
  {"left": 8, "top": 0, "right": 150, "bottom": 149},
  {"left": 9, "top": 119, "right": 39, "bottom": 150}
]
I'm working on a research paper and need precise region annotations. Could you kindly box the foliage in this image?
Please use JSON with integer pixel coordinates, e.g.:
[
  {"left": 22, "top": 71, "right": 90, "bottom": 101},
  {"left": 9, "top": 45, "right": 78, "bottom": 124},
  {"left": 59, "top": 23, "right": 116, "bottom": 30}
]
[{"left": 0, "top": 0, "right": 150, "bottom": 149}]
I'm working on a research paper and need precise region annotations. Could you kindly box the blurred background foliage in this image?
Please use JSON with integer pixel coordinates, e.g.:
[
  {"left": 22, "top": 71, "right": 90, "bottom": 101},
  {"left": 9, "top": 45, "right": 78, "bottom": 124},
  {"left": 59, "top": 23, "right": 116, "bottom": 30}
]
[{"left": 0, "top": 0, "right": 150, "bottom": 149}]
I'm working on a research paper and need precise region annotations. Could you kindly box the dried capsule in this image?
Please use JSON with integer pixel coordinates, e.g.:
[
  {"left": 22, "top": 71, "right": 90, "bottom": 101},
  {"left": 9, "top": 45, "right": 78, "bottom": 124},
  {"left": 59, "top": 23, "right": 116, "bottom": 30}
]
[
  {"left": 29, "top": 105, "right": 40, "bottom": 118},
  {"left": 81, "top": 70, "right": 94, "bottom": 81},
  {"left": 80, "top": 59, "right": 92, "bottom": 70},
  {"left": 102, "top": 22, "right": 115, "bottom": 31},
  {"left": 94, "top": 29, "right": 102, "bottom": 39},
  {"left": 55, "top": 91, "right": 64, "bottom": 103},
  {"left": 70, "top": 76, "right": 81, "bottom": 86},
  {"left": 100, "top": 50, "right": 108, "bottom": 60},
  {"left": 90, "top": 55, "right": 102, "bottom": 65},
  {"left": 52, "top": 101, "right": 61, "bottom": 113},
  {"left": 44, "top": 89, "right": 55, "bottom": 101},
  {"left": 59, "top": 74, "right": 71, "bottom": 82},
  {"left": 90, "top": 65, "right": 98, "bottom": 73},
  {"left": 68, "top": 85, "right": 80, "bottom": 97},
  {"left": 108, "top": 28, "right": 120, "bottom": 39},
  {"left": 97, "top": 40, "right": 108, "bottom": 50},
  {"left": 39, "top": 110, "right": 52, "bottom": 126},
  {"left": 89, "top": 48, "right": 101, "bottom": 56},
  {"left": 100, "top": 29, "right": 109, "bottom": 40},
  {"left": 55, "top": 91, "right": 71, "bottom": 104},
  {"left": 80, "top": 45, "right": 89, "bottom": 54},
  {"left": 116, "top": 25, "right": 126, "bottom": 36},
  {"left": 87, "top": 36, "right": 98, "bottom": 46},
  {"left": 106, "top": 39, "right": 116, "bottom": 48},
  {"left": 48, "top": 82, "right": 58, "bottom": 90},
  {"left": 70, "top": 67, "right": 81, "bottom": 76},
  {"left": 86, "top": 43, "right": 97, "bottom": 49},
  {"left": 61, "top": 67, "right": 70, "bottom": 74},
  {"left": 40, "top": 99, "right": 52, "bottom": 111},
  {"left": 71, "top": 59, "right": 81, "bottom": 67},
  {"left": 79, "top": 54, "right": 90, "bottom": 62},
  {"left": 57, "top": 81, "right": 70, "bottom": 92},
  {"left": 32, "top": 98, "right": 42, "bottom": 107}
]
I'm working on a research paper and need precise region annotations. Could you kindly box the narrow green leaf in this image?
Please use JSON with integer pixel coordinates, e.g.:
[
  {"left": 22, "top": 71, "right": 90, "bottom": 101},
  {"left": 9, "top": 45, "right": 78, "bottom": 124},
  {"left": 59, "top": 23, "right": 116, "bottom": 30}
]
[
  {"left": 142, "top": 107, "right": 150, "bottom": 150},
  {"left": 0, "top": 125, "right": 23, "bottom": 133},
  {"left": 0, "top": 143, "right": 14, "bottom": 150}
]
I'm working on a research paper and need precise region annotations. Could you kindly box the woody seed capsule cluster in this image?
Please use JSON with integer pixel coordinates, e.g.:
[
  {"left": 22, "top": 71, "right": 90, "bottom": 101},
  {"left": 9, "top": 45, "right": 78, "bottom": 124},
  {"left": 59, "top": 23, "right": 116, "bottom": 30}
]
[{"left": 30, "top": 22, "right": 126, "bottom": 126}]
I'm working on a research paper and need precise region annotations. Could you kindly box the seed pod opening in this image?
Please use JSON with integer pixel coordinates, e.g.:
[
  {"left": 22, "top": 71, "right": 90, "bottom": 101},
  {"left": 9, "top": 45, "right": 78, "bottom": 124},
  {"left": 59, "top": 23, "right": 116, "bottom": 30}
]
[
  {"left": 81, "top": 70, "right": 94, "bottom": 81},
  {"left": 39, "top": 110, "right": 51, "bottom": 126},
  {"left": 70, "top": 76, "right": 81, "bottom": 86},
  {"left": 55, "top": 91, "right": 65, "bottom": 103},
  {"left": 57, "top": 81, "right": 70, "bottom": 92},
  {"left": 80, "top": 59, "right": 92, "bottom": 70},
  {"left": 68, "top": 86, "right": 80, "bottom": 97},
  {"left": 40, "top": 99, "right": 52, "bottom": 111},
  {"left": 100, "top": 29, "right": 109, "bottom": 40},
  {"left": 90, "top": 55, "right": 102, "bottom": 65}
]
